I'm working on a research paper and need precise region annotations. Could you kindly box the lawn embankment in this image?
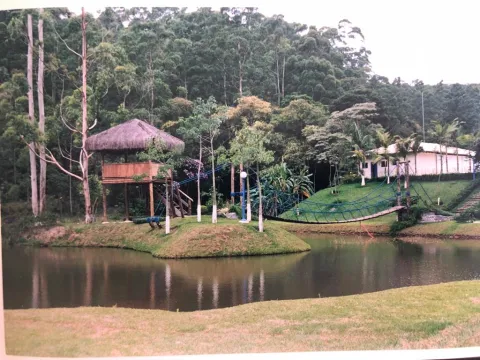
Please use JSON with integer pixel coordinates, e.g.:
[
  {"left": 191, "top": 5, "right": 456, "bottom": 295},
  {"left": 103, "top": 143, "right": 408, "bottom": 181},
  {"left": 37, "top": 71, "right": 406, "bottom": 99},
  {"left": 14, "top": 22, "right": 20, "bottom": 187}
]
[
  {"left": 281, "top": 180, "right": 470, "bottom": 223},
  {"left": 17, "top": 216, "right": 310, "bottom": 258},
  {"left": 398, "top": 221, "right": 480, "bottom": 239},
  {"left": 5, "top": 281, "right": 480, "bottom": 357}
]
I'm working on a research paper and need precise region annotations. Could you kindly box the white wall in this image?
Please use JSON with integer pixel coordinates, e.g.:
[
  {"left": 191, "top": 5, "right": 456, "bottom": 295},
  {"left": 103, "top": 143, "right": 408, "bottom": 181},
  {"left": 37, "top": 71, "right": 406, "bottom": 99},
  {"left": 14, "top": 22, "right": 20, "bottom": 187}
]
[{"left": 364, "top": 152, "right": 474, "bottom": 179}]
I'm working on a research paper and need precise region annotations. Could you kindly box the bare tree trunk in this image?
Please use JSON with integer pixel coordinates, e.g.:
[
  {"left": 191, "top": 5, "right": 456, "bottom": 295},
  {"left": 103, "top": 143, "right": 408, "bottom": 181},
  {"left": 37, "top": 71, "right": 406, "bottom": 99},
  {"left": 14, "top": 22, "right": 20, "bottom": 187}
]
[
  {"left": 445, "top": 145, "right": 449, "bottom": 173},
  {"left": 230, "top": 163, "right": 234, "bottom": 205},
  {"left": 281, "top": 55, "right": 286, "bottom": 100},
  {"left": 456, "top": 147, "right": 459, "bottom": 173},
  {"left": 38, "top": 9, "right": 47, "bottom": 214},
  {"left": 13, "top": 148, "right": 16, "bottom": 184},
  {"left": 210, "top": 137, "right": 217, "bottom": 223},
  {"left": 223, "top": 66, "right": 227, "bottom": 106},
  {"left": 276, "top": 52, "right": 280, "bottom": 106},
  {"left": 81, "top": 8, "right": 93, "bottom": 223},
  {"left": 197, "top": 137, "right": 202, "bottom": 222},
  {"left": 387, "top": 160, "right": 390, "bottom": 184},
  {"left": 27, "top": 14, "right": 38, "bottom": 217},
  {"left": 359, "top": 162, "right": 365, "bottom": 186},
  {"left": 148, "top": 52, "right": 154, "bottom": 125},
  {"left": 238, "top": 43, "right": 243, "bottom": 97},
  {"left": 69, "top": 133, "right": 73, "bottom": 215},
  {"left": 246, "top": 164, "right": 251, "bottom": 222},
  {"left": 257, "top": 162, "right": 264, "bottom": 232}
]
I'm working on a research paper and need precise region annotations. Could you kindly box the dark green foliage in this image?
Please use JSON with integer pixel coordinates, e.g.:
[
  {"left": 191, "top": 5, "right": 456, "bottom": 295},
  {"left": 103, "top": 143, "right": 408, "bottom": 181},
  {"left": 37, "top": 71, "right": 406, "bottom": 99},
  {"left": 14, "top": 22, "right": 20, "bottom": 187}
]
[
  {"left": 1, "top": 7, "right": 479, "bottom": 219},
  {"left": 389, "top": 206, "right": 425, "bottom": 235}
]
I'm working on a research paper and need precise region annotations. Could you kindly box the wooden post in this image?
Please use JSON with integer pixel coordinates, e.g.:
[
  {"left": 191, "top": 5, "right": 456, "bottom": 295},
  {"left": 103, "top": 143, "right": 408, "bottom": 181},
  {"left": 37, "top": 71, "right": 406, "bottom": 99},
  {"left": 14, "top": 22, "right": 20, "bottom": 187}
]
[
  {"left": 168, "top": 169, "right": 175, "bottom": 218},
  {"left": 149, "top": 181, "right": 154, "bottom": 217},
  {"left": 124, "top": 183, "right": 129, "bottom": 220},
  {"left": 231, "top": 163, "right": 235, "bottom": 205},
  {"left": 188, "top": 199, "right": 192, "bottom": 216},
  {"left": 102, "top": 184, "right": 107, "bottom": 222}
]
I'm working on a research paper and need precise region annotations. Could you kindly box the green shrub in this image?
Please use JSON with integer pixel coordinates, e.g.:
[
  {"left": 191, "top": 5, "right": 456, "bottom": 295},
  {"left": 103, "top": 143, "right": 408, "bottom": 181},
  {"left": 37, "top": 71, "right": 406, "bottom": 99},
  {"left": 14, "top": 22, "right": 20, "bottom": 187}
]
[
  {"left": 229, "top": 204, "right": 242, "bottom": 216},
  {"left": 390, "top": 206, "right": 425, "bottom": 235},
  {"left": 200, "top": 205, "right": 208, "bottom": 214}
]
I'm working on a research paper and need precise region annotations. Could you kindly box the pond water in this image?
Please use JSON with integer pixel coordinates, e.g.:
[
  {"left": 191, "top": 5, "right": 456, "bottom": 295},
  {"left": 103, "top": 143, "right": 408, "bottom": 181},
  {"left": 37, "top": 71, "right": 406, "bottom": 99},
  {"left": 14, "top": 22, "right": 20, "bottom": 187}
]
[{"left": 3, "top": 235, "right": 480, "bottom": 311}]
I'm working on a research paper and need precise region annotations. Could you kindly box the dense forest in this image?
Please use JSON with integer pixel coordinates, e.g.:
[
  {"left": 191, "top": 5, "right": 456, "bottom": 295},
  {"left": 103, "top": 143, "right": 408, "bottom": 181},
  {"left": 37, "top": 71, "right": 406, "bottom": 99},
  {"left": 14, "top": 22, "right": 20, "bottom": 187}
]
[{"left": 1, "top": 7, "right": 479, "bottom": 221}]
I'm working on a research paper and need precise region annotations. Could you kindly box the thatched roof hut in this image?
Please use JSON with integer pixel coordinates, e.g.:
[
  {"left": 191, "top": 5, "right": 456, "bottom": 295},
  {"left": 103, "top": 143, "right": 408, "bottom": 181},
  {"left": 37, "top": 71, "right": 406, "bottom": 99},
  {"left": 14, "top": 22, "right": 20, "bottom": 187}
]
[{"left": 85, "top": 119, "right": 184, "bottom": 153}]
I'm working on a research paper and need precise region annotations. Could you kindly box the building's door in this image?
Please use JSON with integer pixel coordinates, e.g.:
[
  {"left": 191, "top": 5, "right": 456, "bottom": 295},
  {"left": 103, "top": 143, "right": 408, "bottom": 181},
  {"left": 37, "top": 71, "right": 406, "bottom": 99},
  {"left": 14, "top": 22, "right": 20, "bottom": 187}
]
[{"left": 371, "top": 163, "right": 378, "bottom": 179}]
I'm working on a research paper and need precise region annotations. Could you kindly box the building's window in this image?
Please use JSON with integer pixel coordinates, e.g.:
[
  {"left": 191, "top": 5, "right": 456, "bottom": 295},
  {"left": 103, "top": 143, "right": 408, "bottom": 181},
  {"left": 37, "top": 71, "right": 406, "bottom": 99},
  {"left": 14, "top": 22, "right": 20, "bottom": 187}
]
[
  {"left": 381, "top": 160, "right": 387, "bottom": 168},
  {"left": 392, "top": 160, "right": 398, "bottom": 165},
  {"left": 362, "top": 162, "right": 368, "bottom": 169}
]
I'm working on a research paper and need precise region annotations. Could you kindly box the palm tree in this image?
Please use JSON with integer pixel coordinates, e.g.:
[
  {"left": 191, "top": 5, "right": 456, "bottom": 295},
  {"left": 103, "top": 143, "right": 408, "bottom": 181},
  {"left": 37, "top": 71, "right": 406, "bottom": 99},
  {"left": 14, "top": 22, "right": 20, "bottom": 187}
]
[
  {"left": 373, "top": 129, "right": 393, "bottom": 184},
  {"left": 351, "top": 122, "right": 374, "bottom": 187},
  {"left": 429, "top": 119, "right": 461, "bottom": 177},
  {"left": 394, "top": 134, "right": 415, "bottom": 188},
  {"left": 410, "top": 134, "right": 423, "bottom": 175},
  {"left": 352, "top": 146, "right": 367, "bottom": 186}
]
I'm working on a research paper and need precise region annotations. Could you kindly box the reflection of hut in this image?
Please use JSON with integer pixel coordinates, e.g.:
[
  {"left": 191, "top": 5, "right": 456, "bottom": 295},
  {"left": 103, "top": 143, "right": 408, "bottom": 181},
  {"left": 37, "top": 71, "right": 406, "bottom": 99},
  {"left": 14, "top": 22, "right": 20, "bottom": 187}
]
[{"left": 85, "top": 119, "right": 191, "bottom": 220}]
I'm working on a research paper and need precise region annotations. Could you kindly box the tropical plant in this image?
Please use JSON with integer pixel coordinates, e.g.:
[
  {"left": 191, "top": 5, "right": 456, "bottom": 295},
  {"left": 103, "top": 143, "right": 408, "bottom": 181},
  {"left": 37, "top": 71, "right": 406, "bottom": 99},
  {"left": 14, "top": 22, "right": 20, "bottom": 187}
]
[{"left": 373, "top": 129, "right": 393, "bottom": 183}]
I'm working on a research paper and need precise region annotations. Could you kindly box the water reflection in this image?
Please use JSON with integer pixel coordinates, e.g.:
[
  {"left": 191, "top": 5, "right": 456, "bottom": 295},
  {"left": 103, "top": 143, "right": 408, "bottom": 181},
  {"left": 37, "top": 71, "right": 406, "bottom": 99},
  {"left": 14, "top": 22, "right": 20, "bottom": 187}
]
[{"left": 3, "top": 235, "right": 480, "bottom": 311}]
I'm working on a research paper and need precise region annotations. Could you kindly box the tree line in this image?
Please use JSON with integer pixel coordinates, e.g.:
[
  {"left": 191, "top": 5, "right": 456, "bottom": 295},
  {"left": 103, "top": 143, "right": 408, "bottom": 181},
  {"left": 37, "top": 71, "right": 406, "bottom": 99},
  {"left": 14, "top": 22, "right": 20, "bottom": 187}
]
[{"left": 0, "top": 7, "right": 479, "bottom": 223}]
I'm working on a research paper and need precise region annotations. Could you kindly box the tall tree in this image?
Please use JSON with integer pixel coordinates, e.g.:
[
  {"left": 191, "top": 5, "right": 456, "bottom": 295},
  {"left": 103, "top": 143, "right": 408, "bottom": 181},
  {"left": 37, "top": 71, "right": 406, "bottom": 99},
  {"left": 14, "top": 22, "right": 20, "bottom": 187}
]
[
  {"left": 27, "top": 13, "right": 38, "bottom": 216},
  {"left": 37, "top": 8, "right": 47, "bottom": 214}
]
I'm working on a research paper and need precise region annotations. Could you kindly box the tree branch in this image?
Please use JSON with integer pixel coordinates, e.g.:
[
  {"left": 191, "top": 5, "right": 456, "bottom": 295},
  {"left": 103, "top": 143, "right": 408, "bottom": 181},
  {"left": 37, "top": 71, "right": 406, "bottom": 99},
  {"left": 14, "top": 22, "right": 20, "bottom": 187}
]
[
  {"left": 21, "top": 137, "right": 83, "bottom": 181},
  {"left": 53, "top": 25, "right": 82, "bottom": 58}
]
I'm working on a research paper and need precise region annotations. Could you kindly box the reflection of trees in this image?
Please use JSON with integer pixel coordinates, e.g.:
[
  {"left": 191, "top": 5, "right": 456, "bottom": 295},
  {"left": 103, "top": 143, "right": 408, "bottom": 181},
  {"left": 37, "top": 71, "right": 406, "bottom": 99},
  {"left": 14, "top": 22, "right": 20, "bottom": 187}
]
[{"left": 4, "top": 238, "right": 480, "bottom": 311}]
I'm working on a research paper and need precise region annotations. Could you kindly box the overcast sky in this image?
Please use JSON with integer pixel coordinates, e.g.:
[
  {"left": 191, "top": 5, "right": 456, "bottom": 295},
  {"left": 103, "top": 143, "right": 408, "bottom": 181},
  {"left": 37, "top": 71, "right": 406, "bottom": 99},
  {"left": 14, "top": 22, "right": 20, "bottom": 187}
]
[{"left": 4, "top": 0, "right": 480, "bottom": 85}]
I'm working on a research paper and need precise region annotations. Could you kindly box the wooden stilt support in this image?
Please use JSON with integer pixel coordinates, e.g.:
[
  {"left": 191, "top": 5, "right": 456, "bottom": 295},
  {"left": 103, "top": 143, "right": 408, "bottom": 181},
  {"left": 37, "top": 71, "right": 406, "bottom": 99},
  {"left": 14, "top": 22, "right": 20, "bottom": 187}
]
[
  {"left": 149, "top": 181, "right": 154, "bottom": 217},
  {"left": 102, "top": 184, "right": 107, "bottom": 222},
  {"left": 124, "top": 183, "right": 129, "bottom": 220}
]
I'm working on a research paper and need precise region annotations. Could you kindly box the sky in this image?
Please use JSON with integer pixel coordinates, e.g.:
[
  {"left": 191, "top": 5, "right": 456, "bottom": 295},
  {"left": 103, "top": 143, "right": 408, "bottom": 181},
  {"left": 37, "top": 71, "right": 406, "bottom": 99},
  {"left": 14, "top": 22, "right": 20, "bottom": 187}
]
[{"left": 3, "top": 0, "right": 480, "bottom": 85}]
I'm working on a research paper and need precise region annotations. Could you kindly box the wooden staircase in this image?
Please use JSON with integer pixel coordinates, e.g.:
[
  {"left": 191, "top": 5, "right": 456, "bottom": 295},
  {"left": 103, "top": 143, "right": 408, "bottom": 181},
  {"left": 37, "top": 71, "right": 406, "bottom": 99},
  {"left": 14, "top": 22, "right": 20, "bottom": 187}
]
[
  {"left": 455, "top": 190, "right": 480, "bottom": 214},
  {"left": 154, "top": 185, "right": 192, "bottom": 218}
]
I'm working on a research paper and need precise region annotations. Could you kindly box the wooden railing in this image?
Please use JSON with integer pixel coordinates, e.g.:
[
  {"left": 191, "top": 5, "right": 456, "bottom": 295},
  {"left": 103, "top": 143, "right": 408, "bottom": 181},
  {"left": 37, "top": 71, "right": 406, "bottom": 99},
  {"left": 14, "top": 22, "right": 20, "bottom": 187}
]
[{"left": 101, "top": 162, "right": 163, "bottom": 184}]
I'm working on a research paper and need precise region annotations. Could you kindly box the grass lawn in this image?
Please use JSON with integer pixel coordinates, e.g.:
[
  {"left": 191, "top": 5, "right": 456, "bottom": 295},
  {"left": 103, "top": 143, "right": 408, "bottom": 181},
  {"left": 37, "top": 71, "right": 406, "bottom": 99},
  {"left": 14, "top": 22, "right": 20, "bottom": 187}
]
[
  {"left": 280, "top": 180, "right": 471, "bottom": 223},
  {"left": 17, "top": 216, "right": 310, "bottom": 258},
  {"left": 399, "top": 221, "right": 480, "bottom": 238},
  {"left": 411, "top": 180, "right": 471, "bottom": 206},
  {"left": 5, "top": 281, "right": 480, "bottom": 357}
]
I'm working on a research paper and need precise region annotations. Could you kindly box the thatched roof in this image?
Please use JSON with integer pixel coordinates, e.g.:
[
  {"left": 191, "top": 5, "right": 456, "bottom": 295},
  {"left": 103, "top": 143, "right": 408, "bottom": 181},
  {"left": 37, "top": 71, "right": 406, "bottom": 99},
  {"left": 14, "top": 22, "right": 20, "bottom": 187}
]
[{"left": 85, "top": 119, "right": 184, "bottom": 153}]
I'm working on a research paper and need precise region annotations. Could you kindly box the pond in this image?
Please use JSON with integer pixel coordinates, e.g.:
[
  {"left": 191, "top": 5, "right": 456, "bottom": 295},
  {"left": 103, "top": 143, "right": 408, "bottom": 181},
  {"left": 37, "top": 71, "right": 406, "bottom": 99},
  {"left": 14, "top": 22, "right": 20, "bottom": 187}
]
[{"left": 3, "top": 235, "right": 480, "bottom": 311}]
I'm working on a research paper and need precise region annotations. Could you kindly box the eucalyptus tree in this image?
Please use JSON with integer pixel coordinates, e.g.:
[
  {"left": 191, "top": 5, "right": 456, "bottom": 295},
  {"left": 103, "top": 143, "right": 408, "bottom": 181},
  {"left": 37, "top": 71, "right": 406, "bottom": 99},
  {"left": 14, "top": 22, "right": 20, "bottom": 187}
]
[
  {"left": 230, "top": 123, "right": 273, "bottom": 232},
  {"left": 177, "top": 96, "right": 221, "bottom": 223}
]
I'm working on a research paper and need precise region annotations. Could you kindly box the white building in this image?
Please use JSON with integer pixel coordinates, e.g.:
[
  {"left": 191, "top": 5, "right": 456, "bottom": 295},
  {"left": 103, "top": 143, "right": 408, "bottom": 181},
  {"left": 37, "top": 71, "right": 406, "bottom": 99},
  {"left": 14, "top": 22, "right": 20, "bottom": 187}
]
[{"left": 364, "top": 142, "right": 476, "bottom": 179}]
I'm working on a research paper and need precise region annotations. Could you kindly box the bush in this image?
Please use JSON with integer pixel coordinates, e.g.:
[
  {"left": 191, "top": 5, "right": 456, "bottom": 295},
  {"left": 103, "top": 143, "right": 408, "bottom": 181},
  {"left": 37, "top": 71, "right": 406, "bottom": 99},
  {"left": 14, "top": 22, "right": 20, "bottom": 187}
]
[
  {"left": 390, "top": 206, "right": 425, "bottom": 235},
  {"left": 341, "top": 172, "right": 361, "bottom": 184},
  {"left": 229, "top": 204, "right": 242, "bottom": 216},
  {"left": 200, "top": 205, "right": 208, "bottom": 214}
]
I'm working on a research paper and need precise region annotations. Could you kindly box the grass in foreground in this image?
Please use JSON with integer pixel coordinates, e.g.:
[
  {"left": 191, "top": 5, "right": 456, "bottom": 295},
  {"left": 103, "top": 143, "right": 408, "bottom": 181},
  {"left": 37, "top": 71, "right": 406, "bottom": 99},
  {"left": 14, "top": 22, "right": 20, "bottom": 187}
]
[
  {"left": 19, "top": 216, "right": 310, "bottom": 258},
  {"left": 6, "top": 281, "right": 480, "bottom": 357}
]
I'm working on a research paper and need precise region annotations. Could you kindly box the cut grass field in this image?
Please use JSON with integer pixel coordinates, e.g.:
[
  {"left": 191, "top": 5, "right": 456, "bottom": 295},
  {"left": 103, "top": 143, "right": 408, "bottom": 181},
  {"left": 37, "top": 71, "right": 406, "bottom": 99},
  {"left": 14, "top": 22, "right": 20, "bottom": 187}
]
[
  {"left": 19, "top": 216, "right": 311, "bottom": 258},
  {"left": 5, "top": 281, "right": 480, "bottom": 357},
  {"left": 280, "top": 180, "right": 471, "bottom": 223}
]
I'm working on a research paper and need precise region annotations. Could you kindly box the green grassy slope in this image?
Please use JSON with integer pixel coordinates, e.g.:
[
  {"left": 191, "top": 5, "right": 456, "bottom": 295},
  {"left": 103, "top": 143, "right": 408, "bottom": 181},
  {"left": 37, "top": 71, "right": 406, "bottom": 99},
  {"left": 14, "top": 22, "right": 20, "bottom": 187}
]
[{"left": 281, "top": 180, "right": 471, "bottom": 222}]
